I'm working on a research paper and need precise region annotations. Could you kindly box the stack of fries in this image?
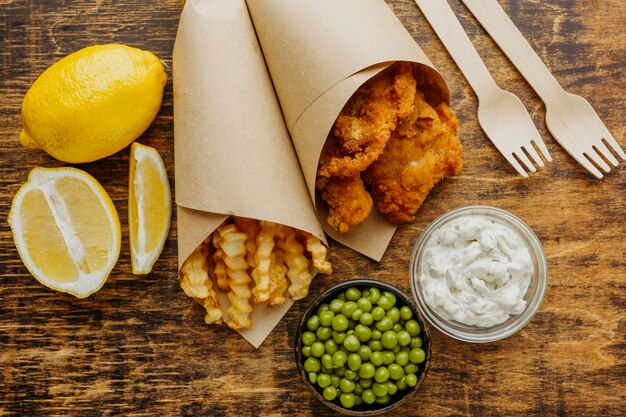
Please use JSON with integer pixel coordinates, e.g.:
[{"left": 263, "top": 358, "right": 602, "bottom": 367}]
[{"left": 179, "top": 216, "right": 332, "bottom": 330}]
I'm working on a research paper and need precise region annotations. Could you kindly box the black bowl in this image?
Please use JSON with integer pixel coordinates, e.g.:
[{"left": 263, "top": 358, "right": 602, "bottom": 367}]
[{"left": 295, "top": 279, "right": 431, "bottom": 415}]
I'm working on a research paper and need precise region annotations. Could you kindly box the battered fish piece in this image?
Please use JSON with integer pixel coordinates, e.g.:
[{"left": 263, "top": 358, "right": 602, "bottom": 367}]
[
  {"left": 321, "top": 174, "right": 373, "bottom": 234},
  {"left": 317, "top": 62, "right": 417, "bottom": 179},
  {"left": 363, "top": 92, "right": 463, "bottom": 224}
]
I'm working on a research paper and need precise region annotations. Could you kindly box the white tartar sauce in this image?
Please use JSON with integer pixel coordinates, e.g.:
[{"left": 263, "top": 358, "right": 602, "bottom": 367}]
[{"left": 419, "top": 215, "right": 533, "bottom": 327}]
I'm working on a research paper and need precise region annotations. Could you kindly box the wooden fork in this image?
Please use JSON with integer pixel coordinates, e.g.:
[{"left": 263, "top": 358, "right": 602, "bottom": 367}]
[
  {"left": 415, "top": 0, "right": 551, "bottom": 177},
  {"left": 461, "top": 0, "right": 625, "bottom": 179}
]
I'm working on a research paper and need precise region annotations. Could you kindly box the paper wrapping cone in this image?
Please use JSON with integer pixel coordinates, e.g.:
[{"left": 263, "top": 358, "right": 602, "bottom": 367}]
[
  {"left": 247, "top": 0, "right": 450, "bottom": 261},
  {"left": 173, "top": 0, "right": 326, "bottom": 348}
]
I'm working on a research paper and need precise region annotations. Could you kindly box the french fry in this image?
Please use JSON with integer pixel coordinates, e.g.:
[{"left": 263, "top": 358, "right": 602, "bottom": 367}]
[
  {"left": 251, "top": 221, "right": 276, "bottom": 303},
  {"left": 277, "top": 225, "right": 312, "bottom": 300},
  {"left": 267, "top": 248, "right": 289, "bottom": 307},
  {"left": 179, "top": 241, "right": 223, "bottom": 325},
  {"left": 305, "top": 233, "right": 332, "bottom": 275},
  {"left": 233, "top": 216, "right": 259, "bottom": 267},
  {"left": 211, "top": 232, "right": 230, "bottom": 291},
  {"left": 216, "top": 224, "right": 253, "bottom": 329}
]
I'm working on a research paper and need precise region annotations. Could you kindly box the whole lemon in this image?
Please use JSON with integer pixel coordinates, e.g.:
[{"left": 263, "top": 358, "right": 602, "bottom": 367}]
[{"left": 19, "top": 44, "right": 167, "bottom": 163}]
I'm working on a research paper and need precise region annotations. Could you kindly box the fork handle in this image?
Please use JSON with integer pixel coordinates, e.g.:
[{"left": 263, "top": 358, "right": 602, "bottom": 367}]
[
  {"left": 460, "top": 0, "right": 564, "bottom": 104},
  {"left": 415, "top": 0, "right": 498, "bottom": 98}
]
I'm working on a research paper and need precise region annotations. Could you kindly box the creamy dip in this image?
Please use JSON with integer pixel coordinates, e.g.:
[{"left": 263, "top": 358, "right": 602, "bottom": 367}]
[{"left": 419, "top": 214, "right": 533, "bottom": 327}]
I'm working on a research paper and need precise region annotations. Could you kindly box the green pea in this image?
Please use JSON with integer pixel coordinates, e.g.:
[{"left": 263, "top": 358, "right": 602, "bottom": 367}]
[
  {"left": 304, "top": 357, "right": 321, "bottom": 373},
  {"left": 336, "top": 292, "right": 346, "bottom": 301},
  {"left": 382, "top": 351, "right": 395, "bottom": 365},
  {"left": 346, "top": 287, "right": 361, "bottom": 301},
  {"left": 308, "top": 372, "right": 317, "bottom": 384},
  {"left": 401, "top": 346, "right": 411, "bottom": 353},
  {"left": 311, "top": 341, "right": 325, "bottom": 358},
  {"left": 397, "top": 331, "right": 411, "bottom": 347},
  {"left": 332, "top": 350, "right": 347, "bottom": 367},
  {"left": 321, "top": 366, "right": 332, "bottom": 375},
  {"left": 371, "top": 329, "right": 382, "bottom": 340},
  {"left": 388, "top": 363, "right": 405, "bottom": 380},
  {"left": 404, "top": 364, "right": 419, "bottom": 375},
  {"left": 332, "top": 314, "right": 349, "bottom": 332},
  {"left": 395, "top": 351, "right": 409, "bottom": 367},
  {"left": 359, "top": 312, "right": 373, "bottom": 326},
  {"left": 374, "top": 366, "right": 389, "bottom": 383},
  {"left": 400, "top": 306, "right": 413, "bottom": 320},
  {"left": 302, "top": 345, "right": 312, "bottom": 358},
  {"left": 307, "top": 315, "right": 320, "bottom": 331},
  {"left": 386, "top": 380, "right": 398, "bottom": 395},
  {"left": 351, "top": 309, "right": 363, "bottom": 321},
  {"left": 343, "top": 335, "right": 360, "bottom": 352},
  {"left": 357, "top": 297, "right": 372, "bottom": 313},
  {"left": 321, "top": 353, "right": 333, "bottom": 369},
  {"left": 392, "top": 346, "right": 401, "bottom": 354},
  {"left": 335, "top": 366, "right": 345, "bottom": 377},
  {"left": 341, "top": 301, "right": 358, "bottom": 318},
  {"left": 375, "top": 317, "right": 393, "bottom": 332},
  {"left": 409, "top": 348, "right": 425, "bottom": 364},
  {"left": 339, "top": 378, "right": 355, "bottom": 393},
  {"left": 347, "top": 319, "right": 357, "bottom": 331},
  {"left": 347, "top": 353, "right": 362, "bottom": 371},
  {"left": 362, "top": 389, "right": 376, "bottom": 404},
  {"left": 359, "top": 378, "right": 373, "bottom": 388},
  {"left": 375, "top": 394, "right": 391, "bottom": 405},
  {"left": 329, "top": 299, "right": 345, "bottom": 313},
  {"left": 410, "top": 337, "right": 423, "bottom": 349},
  {"left": 368, "top": 340, "right": 383, "bottom": 352},
  {"left": 302, "top": 331, "right": 316, "bottom": 346},
  {"left": 317, "top": 303, "right": 330, "bottom": 315},
  {"left": 382, "top": 291, "right": 396, "bottom": 306},
  {"left": 377, "top": 296, "right": 393, "bottom": 311},
  {"left": 332, "top": 331, "right": 346, "bottom": 345},
  {"left": 387, "top": 307, "right": 400, "bottom": 323},
  {"left": 362, "top": 289, "right": 371, "bottom": 299},
  {"left": 358, "top": 362, "right": 375, "bottom": 379},
  {"left": 397, "top": 376, "right": 407, "bottom": 390},
  {"left": 323, "top": 385, "right": 337, "bottom": 401},
  {"left": 372, "top": 382, "right": 388, "bottom": 397},
  {"left": 392, "top": 323, "right": 403, "bottom": 333},
  {"left": 353, "top": 384, "right": 364, "bottom": 396},
  {"left": 405, "top": 373, "right": 417, "bottom": 387},
  {"left": 371, "top": 306, "right": 385, "bottom": 321},
  {"left": 355, "top": 395, "right": 363, "bottom": 406},
  {"left": 324, "top": 339, "right": 338, "bottom": 355},
  {"left": 381, "top": 331, "right": 398, "bottom": 349},
  {"left": 405, "top": 319, "right": 421, "bottom": 337},
  {"left": 353, "top": 324, "right": 371, "bottom": 342},
  {"left": 316, "top": 326, "right": 331, "bottom": 341},
  {"left": 339, "top": 393, "right": 356, "bottom": 409},
  {"left": 368, "top": 287, "right": 381, "bottom": 303},
  {"left": 317, "top": 373, "right": 331, "bottom": 388},
  {"left": 370, "top": 351, "right": 384, "bottom": 367},
  {"left": 344, "top": 369, "right": 357, "bottom": 380},
  {"left": 319, "top": 310, "right": 335, "bottom": 327},
  {"left": 331, "top": 374, "right": 341, "bottom": 388},
  {"left": 357, "top": 345, "right": 372, "bottom": 362}
]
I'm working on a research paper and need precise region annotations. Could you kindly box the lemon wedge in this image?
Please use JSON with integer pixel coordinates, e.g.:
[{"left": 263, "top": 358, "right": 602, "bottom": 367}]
[
  {"left": 8, "top": 167, "right": 121, "bottom": 297},
  {"left": 129, "top": 143, "right": 171, "bottom": 275}
]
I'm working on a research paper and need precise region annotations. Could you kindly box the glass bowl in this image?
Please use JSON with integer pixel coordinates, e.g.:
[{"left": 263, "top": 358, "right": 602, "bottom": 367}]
[
  {"left": 409, "top": 206, "right": 547, "bottom": 343},
  {"left": 295, "top": 279, "right": 431, "bottom": 415}
]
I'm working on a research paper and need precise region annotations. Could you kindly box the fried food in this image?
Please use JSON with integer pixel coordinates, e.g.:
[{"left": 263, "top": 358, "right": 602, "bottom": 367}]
[
  {"left": 180, "top": 217, "right": 332, "bottom": 329},
  {"left": 363, "top": 92, "right": 463, "bottom": 224},
  {"left": 315, "top": 61, "right": 463, "bottom": 231},
  {"left": 215, "top": 224, "right": 253, "bottom": 330},
  {"left": 179, "top": 241, "right": 223, "bottom": 325}
]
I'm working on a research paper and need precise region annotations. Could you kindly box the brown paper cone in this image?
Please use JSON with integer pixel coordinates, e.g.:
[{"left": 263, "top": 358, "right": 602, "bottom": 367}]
[
  {"left": 247, "top": 0, "right": 450, "bottom": 261},
  {"left": 173, "top": 0, "right": 325, "bottom": 348}
]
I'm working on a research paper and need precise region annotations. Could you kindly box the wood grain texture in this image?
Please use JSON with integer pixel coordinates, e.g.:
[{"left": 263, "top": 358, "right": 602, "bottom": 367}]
[{"left": 0, "top": 0, "right": 624, "bottom": 416}]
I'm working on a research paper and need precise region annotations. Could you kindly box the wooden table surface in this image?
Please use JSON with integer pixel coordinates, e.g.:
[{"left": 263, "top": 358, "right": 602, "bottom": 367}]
[{"left": 1, "top": 1, "right": 624, "bottom": 416}]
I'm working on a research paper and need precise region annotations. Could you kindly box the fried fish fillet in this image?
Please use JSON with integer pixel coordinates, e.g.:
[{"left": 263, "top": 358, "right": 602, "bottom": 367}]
[{"left": 363, "top": 91, "right": 463, "bottom": 224}]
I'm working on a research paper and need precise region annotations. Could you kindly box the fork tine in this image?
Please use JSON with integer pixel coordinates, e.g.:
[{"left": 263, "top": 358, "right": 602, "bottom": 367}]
[
  {"left": 574, "top": 153, "right": 603, "bottom": 179},
  {"left": 514, "top": 150, "right": 537, "bottom": 173},
  {"left": 602, "top": 133, "right": 626, "bottom": 160},
  {"left": 524, "top": 142, "right": 545, "bottom": 168},
  {"left": 503, "top": 153, "right": 528, "bottom": 177},
  {"left": 533, "top": 138, "right": 553, "bottom": 162},
  {"left": 585, "top": 149, "right": 611, "bottom": 173},
  {"left": 594, "top": 142, "right": 619, "bottom": 167}
]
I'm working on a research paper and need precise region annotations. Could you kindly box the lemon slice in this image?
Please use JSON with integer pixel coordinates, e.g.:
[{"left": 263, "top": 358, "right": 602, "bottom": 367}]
[
  {"left": 8, "top": 167, "right": 121, "bottom": 297},
  {"left": 129, "top": 143, "right": 171, "bottom": 274}
]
